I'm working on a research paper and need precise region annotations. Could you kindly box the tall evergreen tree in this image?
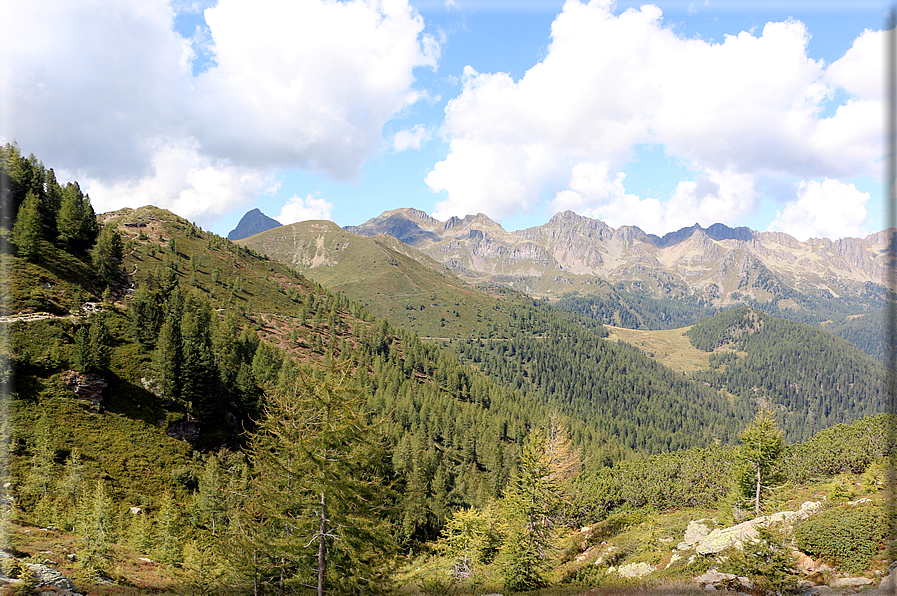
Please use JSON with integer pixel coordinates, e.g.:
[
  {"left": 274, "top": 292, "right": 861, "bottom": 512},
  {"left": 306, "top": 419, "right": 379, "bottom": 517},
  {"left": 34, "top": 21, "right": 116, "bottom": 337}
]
[
  {"left": 91, "top": 224, "right": 124, "bottom": 285},
  {"left": 245, "top": 365, "right": 397, "bottom": 595},
  {"left": 737, "top": 409, "right": 785, "bottom": 515},
  {"left": 181, "top": 292, "right": 217, "bottom": 419},
  {"left": 12, "top": 190, "right": 43, "bottom": 260}
]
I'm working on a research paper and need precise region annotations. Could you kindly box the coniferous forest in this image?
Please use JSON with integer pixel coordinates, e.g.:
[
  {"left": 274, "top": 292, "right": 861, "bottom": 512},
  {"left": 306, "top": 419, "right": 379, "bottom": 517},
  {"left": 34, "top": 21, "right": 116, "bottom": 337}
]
[{"left": 0, "top": 144, "right": 891, "bottom": 594}]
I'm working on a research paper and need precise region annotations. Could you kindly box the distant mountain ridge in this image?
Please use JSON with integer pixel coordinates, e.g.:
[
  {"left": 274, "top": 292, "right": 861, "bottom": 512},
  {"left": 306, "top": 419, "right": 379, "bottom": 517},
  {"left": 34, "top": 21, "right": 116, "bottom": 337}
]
[
  {"left": 346, "top": 208, "right": 890, "bottom": 310},
  {"left": 228, "top": 208, "right": 282, "bottom": 241}
]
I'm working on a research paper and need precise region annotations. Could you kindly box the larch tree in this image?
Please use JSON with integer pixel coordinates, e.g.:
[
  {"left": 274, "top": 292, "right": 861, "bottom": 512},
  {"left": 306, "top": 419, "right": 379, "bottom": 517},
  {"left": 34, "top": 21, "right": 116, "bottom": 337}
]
[
  {"left": 737, "top": 409, "right": 785, "bottom": 516},
  {"left": 246, "top": 364, "right": 396, "bottom": 595}
]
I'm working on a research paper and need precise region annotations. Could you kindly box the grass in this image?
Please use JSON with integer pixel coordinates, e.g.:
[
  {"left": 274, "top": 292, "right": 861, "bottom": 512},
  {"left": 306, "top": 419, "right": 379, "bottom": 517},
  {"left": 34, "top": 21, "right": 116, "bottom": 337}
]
[
  {"left": 237, "top": 220, "right": 559, "bottom": 339},
  {"left": 603, "top": 326, "right": 712, "bottom": 374}
]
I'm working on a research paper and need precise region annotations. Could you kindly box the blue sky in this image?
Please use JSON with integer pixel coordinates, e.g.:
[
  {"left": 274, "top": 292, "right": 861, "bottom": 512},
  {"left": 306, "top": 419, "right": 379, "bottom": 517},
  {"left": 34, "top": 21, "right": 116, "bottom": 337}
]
[{"left": 0, "top": 0, "right": 888, "bottom": 241}]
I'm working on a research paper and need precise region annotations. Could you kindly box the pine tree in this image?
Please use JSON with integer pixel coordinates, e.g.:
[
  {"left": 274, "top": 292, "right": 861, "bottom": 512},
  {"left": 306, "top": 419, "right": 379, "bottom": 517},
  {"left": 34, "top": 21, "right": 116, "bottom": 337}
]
[
  {"left": 498, "top": 423, "right": 574, "bottom": 592},
  {"left": 130, "top": 287, "right": 162, "bottom": 350},
  {"left": 180, "top": 292, "right": 217, "bottom": 419},
  {"left": 737, "top": 409, "right": 785, "bottom": 515}
]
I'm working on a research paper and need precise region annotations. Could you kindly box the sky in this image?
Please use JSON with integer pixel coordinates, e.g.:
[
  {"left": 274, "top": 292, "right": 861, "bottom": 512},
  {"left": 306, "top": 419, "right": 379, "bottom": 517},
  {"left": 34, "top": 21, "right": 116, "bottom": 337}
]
[{"left": 0, "top": 0, "right": 890, "bottom": 241}]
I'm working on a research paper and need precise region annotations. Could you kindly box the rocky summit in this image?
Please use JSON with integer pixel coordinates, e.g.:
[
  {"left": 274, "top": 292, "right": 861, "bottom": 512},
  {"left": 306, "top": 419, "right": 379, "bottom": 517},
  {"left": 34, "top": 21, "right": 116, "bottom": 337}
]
[
  {"left": 347, "top": 208, "right": 890, "bottom": 306},
  {"left": 227, "top": 208, "right": 282, "bottom": 241}
]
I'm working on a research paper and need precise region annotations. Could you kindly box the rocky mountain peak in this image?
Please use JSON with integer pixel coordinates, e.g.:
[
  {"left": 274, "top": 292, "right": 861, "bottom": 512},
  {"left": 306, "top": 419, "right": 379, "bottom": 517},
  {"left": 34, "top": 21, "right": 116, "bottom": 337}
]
[{"left": 228, "top": 208, "right": 282, "bottom": 241}]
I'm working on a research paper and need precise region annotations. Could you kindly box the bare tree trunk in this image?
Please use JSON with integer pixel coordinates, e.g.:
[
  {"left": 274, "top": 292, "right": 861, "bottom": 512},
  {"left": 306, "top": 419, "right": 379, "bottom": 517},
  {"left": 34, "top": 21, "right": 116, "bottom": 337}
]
[
  {"left": 755, "top": 459, "right": 761, "bottom": 516},
  {"left": 318, "top": 490, "right": 326, "bottom": 596}
]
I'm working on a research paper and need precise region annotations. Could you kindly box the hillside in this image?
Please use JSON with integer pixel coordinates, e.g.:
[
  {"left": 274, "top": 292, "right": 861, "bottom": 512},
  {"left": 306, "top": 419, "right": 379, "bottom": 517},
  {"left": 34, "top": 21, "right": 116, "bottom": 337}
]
[
  {"left": 1, "top": 145, "right": 891, "bottom": 594},
  {"left": 347, "top": 208, "right": 889, "bottom": 360},
  {"left": 348, "top": 208, "right": 888, "bottom": 306},
  {"left": 235, "top": 219, "right": 535, "bottom": 338},
  {"left": 686, "top": 307, "right": 885, "bottom": 441}
]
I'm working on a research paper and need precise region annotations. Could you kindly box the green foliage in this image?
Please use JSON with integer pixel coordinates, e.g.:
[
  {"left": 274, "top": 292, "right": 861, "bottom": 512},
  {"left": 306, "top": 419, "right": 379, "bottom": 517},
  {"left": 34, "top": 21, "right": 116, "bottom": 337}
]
[
  {"left": 438, "top": 504, "right": 501, "bottom": 580},
  {"left": 498, "top": 428, "right": 562, "bottom": 592},
  {"left": 793, "top": 504, "right": 885, "bottom": 574},
  {"left": 557, "top": 288, "right": 721, "bottom": 330},
  {"left": 782, "top": 414, "right": 890, "bottom": 483},
  {"left": 243, "top": 365, "right": 397, "bottom": 593},
  {"left": 737, "top": 410, "right": 785, "bottom": 515},
  {"left": 688, "top": 307, "right": 885, "bottom": 442},
  {"left": 12, "top": 190, "right": 43, "bottom": 261},
  {"left": 92, "top": 225, "right": 124, "bottom": 284},
  {"left": 718, "top": 525, "right": 797, "bottom": 594}
]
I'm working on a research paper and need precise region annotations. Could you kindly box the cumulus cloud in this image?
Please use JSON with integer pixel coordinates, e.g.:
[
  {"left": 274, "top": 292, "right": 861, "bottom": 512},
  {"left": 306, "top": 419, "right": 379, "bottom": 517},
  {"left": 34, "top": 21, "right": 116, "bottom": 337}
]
[
  {"left": 277, "top": 193, "right": 334, "bottom": 224},
  {"left": 194, "top": 0, "right": 440, "bottom": 177},
  {"left": 768, "top": 179, "right": 871, "bottom": 241},
  {"left": 825, "top": 28, "right": 881, "bottom": 101},
  {"left": 82, "top": 141, "right": 276, "bottom": 226},
  {"left": 393, "top": 125, "right": 432, "bottom": 152},
  {"left": 426, "top": 1, "right": 880, "bottom": 233},
  {"left": 1, "top": 0, "right": 439, "bottom": 223},
  {"left": 549, "top": 163, "right": 754, "bottom": 235}
]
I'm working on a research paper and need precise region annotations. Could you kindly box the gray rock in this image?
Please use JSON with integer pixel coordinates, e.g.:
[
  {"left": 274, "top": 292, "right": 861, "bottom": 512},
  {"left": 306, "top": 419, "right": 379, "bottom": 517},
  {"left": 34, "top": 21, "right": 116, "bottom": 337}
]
[
  {"left": 880, "top": 574, "right": 896, "bottom": 590},
  {"left": 617, "top": 561, "right": 656, "bottom": 578},
  {"left": 679, "top": 519, "right": 712, "bottom": 550},
  {"left": 801, "top": 586, "right": 834, "bottom": 596},
  {"left": 24, "top": 563, "right": 77, "bottom": 593},
  {"left": 830, "top": 577, "right": 873, "bottom": 589},
  {"left": 695, "top": 571, "right": 737, "bottom": 587}
]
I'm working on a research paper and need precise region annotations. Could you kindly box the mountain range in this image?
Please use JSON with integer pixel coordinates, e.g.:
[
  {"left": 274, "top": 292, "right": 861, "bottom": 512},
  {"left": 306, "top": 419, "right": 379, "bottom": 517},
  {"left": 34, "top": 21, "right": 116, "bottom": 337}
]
[{"left": 346, "top": 208, "right": 890, "bottom": 308}]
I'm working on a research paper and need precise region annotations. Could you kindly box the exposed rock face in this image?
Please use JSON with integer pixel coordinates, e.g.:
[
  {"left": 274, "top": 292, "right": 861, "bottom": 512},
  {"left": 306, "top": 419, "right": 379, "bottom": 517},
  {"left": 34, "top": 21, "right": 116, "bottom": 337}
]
[
  {"left": 24, "top": 563, "right": 79, "bottom": 594},
  {"left": 228, "top": 208, "right": 282, "bottom": 241},
  {"left": 678, "top": 519, "right": 712, "bottom": 550},
  {"left": 60, "top": 370, "right": 106, "bottom": 409},
  {"left": 347, "top": 208, "right": 891, "bottom": 304},
  {"left": 693, "top": 501, "right": 822, "bottom": 555}
]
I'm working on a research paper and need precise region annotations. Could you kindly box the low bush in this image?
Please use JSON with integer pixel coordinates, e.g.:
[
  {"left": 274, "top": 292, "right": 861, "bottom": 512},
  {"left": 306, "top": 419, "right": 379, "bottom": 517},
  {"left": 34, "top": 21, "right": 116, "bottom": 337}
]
[{"left": 793, "top": 504, "right": 885, "bottom": 574}]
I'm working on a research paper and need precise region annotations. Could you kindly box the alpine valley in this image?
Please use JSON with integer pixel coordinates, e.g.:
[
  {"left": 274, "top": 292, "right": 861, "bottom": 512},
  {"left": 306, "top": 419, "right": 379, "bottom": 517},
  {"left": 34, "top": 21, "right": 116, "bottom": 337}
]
[{"left": 1, "top": 145, "right": 892, "bottom": 595}]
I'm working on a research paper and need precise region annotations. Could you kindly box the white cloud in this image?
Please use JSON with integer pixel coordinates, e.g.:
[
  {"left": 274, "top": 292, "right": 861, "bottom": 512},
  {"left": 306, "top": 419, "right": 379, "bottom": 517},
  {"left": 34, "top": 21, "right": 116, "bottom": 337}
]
[
  {"left": 277, "top": 193, "right": 334, "bottom": 224},
  {"left": 1, "top": 0, "right": 439, "bottom": 223},
  {"left": 825, "top": 28, "right": 881, "bottom": 101},
  {"left": 768, "top": 179, "right": 870, "bottom": 241},
  {"left": 194, "top": 0, "right": 439, "bottom": 178},
  {"left": 393, "top": 125, "right": 431, "bottom": 152},
  {"left": 425, "top": 1, "right": 881, "bottom": 234},
  {"left": 82, "top": 141, "right": 275, "bottom": 227},
  {"left": 548, "top": 163, "right": 755, "bottom": 235}
]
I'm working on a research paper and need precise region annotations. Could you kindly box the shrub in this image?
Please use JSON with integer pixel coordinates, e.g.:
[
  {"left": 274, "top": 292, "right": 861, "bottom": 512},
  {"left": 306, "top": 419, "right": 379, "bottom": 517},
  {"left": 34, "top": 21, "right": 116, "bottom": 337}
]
[
  {"left": 719, "top": 525, "right": 797, "bottom": 594},
  {"left": 793, "top": 504, "right": 885, "bottom": 574}
]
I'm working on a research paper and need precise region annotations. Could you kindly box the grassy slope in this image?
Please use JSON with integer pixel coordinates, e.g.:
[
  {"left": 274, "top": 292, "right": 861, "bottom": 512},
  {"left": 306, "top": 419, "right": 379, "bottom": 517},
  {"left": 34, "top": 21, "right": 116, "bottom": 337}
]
[
  {"left": 603, "top": 325, "right": 710, "bottom": 374},
  {"left": 236, "top": 220, "right": 542, "bottom": 339}
]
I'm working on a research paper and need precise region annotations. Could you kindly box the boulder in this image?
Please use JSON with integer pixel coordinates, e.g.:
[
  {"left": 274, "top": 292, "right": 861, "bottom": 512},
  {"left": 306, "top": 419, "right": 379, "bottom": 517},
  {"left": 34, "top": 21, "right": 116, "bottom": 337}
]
[
  {"left": 695, "top": 502, "right": 822, "bottom": 555},
  {"left": 830, "top": 577, "right": 873, "bottom": 589},
  {"left": 617, "top": 561, "right": 656, "bottom": 578},
  {"left": 24, "top": 563, "right": 77, "bottom": 593},
  {"left": 679, "top": 519, "right": 712, "bottom": 550}
]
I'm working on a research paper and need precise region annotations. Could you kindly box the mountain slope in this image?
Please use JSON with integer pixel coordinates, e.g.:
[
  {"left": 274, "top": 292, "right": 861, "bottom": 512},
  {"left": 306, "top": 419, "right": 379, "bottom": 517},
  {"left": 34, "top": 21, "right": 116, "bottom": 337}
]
[
  {"left": 227, "top": 208, "right": 281, "bottom": 241},
  {"left": 686, "top": 306, "right": 885, "bottom": 442},
  {"left": 348, "top": 208, "right": 889, "bottom": 314},
  {"left": 238, "top": 219, "right": 558, "bottom": 338}
]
